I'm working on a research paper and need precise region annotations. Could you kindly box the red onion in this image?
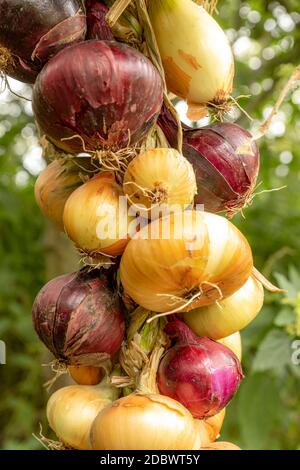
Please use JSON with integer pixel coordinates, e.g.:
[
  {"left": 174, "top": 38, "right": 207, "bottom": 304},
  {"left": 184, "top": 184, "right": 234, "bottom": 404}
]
[
  {"left": 158, "top": 107, "right": 260, "bottom": 214},
  {"left": 32, "top": 268, "right": 125, "bottom": 366},
  {"left": 157, "top": 319, "right": 243, "bottom": 419},
  {"left": 86, "top": 1, "right": 114, "bottom": 40},
  {"left": 32, "top": 40, "right": 163, "bottom": 153},
  {"left": 0, "top": 0, "right": 86, "bottom": 83}
]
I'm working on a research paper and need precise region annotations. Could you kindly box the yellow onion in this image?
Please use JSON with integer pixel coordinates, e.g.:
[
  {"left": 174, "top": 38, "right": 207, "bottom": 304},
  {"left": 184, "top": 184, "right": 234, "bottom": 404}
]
[
  {"left": 202, "top": 441, "right": 241, "bottom": 450},
  {"left": 35, "top": 158, "right": 92, "bottom": 230},
  {"left": 184, "top": 275, "right": 264, "bottom": 339},
  {"left": 63, "top": 172, "right": 132, "bottom": 257},
  {"left": 196, "top": 409, "right": 226, "bottom": 446},
  {"left": 218, "top": 332, "right": 242, "bottom": 362},
  {"left": 68, "top": 365, "right": 104, "bottom": 386},
  {"left": 149, "top": 0, "right": 234, "bottom": 119},
  {"left": 90, "top": 393, "right": 201, "bottom": 450},
  {"left": 120, "top": 210, "right": 253, "bottom": 313},
  {"left": 46, "top": 379, "right": 119, "bottom": 450},
  {"left": 123, "top": 148, "right": 197, "bottom": 217}
]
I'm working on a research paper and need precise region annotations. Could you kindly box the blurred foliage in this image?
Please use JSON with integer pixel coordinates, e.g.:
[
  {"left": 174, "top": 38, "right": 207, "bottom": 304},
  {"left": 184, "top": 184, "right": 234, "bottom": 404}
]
[{"left": 0, "top": 0, "right": 300, "bottom": 450}]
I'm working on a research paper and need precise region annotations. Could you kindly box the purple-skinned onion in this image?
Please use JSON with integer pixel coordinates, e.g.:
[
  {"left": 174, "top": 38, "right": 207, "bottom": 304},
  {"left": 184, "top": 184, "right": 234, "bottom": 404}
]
[
  {"left": 32, "top": 268, "right": 125, "bottom": 366},
  {"left": 158, "top": 106, "right": 260, "bottom": 214},
  {"left": 157, "top": 319, "right": 243, "bottom": 419},
  {"left": 86, "top": 1, "right": 114, "bottom": 40},
  {"left": 32, "top": 40, "right": 163, "bottom": 153},
  {"left": 0, "top": 0, "right": 86, "bottom": 83}
]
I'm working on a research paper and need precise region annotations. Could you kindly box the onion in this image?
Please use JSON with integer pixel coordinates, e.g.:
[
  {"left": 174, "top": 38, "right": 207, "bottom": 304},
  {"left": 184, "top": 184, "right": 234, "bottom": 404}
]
[
  {"left": 184, "top": 275, "right": 264, "bottom": 339},
  {"left": 157, "top": 320, "right": 243, "bottom": 419},
  {"left": 86, "top": 1, "right": 114, "bottom": 40},
  {"left": 47, "top": 378, "right": 119, "bottom": 449},
  {"left": 123, "top": 148, "right": 197, "bottom": 217},
  {"left": 32, "top": 40, "right": 163, "bottom": 153},
  {"left": 158, "top": 107, "right": 260, "bottom": 215},
  {"left": 90, "top": 393, "right": 201, "bottom": 450},
  {"left": 34, "top": 158, "right": 93, "bottom": 230},
  {"left": 32, "top": 268, "right": 125, "bottom": 366},
  {"left": 196, "top": 409, "right": 226, "bottom": 446},
  {"left": 202, "top": 441, "right": 241, "bottom": 450},
  {"left": 218, "top": 332, "right": 242, "bottom": 362},
  {"left": 120, "top": 210, "right": 253, "bottom": 313},
  {"left": 0, "top": 0, "right": 86, "bottom": 83},
  {"left": 149, "top": 0, "right": 234, "bottom": 119},
  {"left": 68, "top": 365, "right": 104, "bottom": 385},
  {"left": 63, "top": 172, "right": 132, "bottom": 257}
]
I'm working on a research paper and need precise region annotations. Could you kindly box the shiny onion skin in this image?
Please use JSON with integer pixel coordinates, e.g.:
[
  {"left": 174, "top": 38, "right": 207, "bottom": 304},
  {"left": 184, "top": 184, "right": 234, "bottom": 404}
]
[
  {"left": 157, "top": 320, "right": 243, "bottom": 419},
  {"left": 120, "top": 210, "right": 253, "bottom": 313},
  {"left": 0, "top": 0, "right": 86, "bottom": 83},
  {"left": 90, "top": 393, "right": 201, "bottom": 450},
  {"left": 202, "top": 441, "right": 241, "bottom": 450},
  {"left": 184, "top": 275, "right": 264, "bottom": 340},
  {"left": 32, "top": 40, "right": 163, "bottom": 153},
  {"left": 68, "top": 365, "right": 104, "bottom": 385},
  {"left": 218, "top": 332, "right": 242, "bottom": 362},
  {"left": 158, "top": 107, "right": 260, "bottom": 214},
  {"left": 32, "top": 268, "right": 125, "bottom": 365},
  {"left": 63, "top": 172, "right": 132, "bottom": 257},
  {"left": 196, "top": 408, "right": 226, "bottom": 446},
  {"left": 34, "top": 158, "right": 93, "bottom": 230},
  {"left": 86, "top": 1, "right": 114, "bottom": 40}
]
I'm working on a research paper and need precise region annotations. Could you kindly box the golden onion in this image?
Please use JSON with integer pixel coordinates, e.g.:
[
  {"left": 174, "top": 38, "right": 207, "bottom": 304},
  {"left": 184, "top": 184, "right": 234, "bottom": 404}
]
[
  {"left": 202, "top": 441, "right": 241, "bottom": 450},
  {"left": 218, "top": 332, "right": 242, "bottom": 362},
  {"left": 63, "top": 172, "right": 132, "bottom": 257},
  {"left": 123, "top": 148, "right": 197, "bottom": 217},
  {"left": 196, "top": 408, "right": 226, "bottom": 446},
  {"left": 46, "top": 380, "right": 119, "bottom": 450},
  {"left": 68, "top": 365, "right": 104, "bottom": 386},
  {"left": 120, "top": 210, "right": 253, "bottom": 313},
  {"left": 149, "top": 0, "right": 234, "bottom": 119},
  {"left": 90, "top": 393, "right": 201, "bottom": 450},
  {"left": 184, "top": 275, "right": 264, "bottom": 339},
  {"left": 34, "top": 158, "right": 92, "bottom": 230}
]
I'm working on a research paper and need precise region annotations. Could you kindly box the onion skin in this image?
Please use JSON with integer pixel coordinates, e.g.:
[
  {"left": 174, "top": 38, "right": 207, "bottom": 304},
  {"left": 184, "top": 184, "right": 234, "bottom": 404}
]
[
  {"left": 63, "top": 172, "right": 132, "bottom": 256},
  {"left": 68, "top": 365, "right": 104, "bottom": 385},
  {"left": 32, "top": 40, "right": 163, "bottom": 153},
  {"left": 86, "top": 1, "right": 114, "bottom": 40},
  {"left": 34, "top": 158, "right": 93, "bottom": 230},
  {"left": 32, "top": 268, "right": 125, "bottom": 365},
  {"left": 202, "top": 441, "right": 241, "bottom": 450},
  {"left": 120, "top": 210, "right": 253, "bottom": 313},
  {"left": 196, "top": 408, "right": 226, "bottom": 446},
  {"left": 47, "top": 380, "right": 119, "bottom": 450},
  {"left": 90, "top": 393, "right": 201, "bottom": 450},
  {"left": 157, "top": 320, "right": 243, "bottom": 419},
  {"left": 0, "top": 0, "right": 86, "bottom": 83},
  {"left": 218, "top": 332, "right": 242, "bottom": 362},
  {"left": 158, "top": 107, "right": 260, "bottom": 214},
  {"left": 149, "top": 0, "right": 234, "bottom": 117},
  {"left": 184, "top": 276, "right": 264, "bottom": 340}
]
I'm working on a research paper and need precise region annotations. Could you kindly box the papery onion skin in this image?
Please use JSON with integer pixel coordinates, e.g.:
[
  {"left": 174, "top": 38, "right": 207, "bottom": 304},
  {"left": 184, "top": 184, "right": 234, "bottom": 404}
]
[
  {"left": 90, "top": 393, "right": 201, "bottom": 450},
  {"left": 218, "top": 332, "right": 242, "bottom": 362},
  {"left": 68, "top": 365, "right": 104, "bottom": 385},
  {"left": 63, "top": 172, "right": 132, "bottom": 257},
  {"left": 32, "top": 40, "right": 163, "bottom": 153},
  {"left": 86, "top": 1, "right": 114, "bottom": 40},
  {"left": 34, "top": 158, "right": 93, "bottom": 230},
  {"left": 196, "top": 408, "right": 226, "bottom": 446},
  {"left": 47, "top": 380, "right": 119, "bottom": 450},
  {"left": 184, "top": 276, "right": 264, "bottom": 340},
  {"left": 158, "top": 107, "right": 260, "bottom": 214},
  {"left": 32, "top": 268, "right": 125, "bottom": 364},
  {"left": 149, "top": 0, "right": 234, "bottom": 117},
  {"left": 157, "top": 320, "right": 243, "bottom": 419},
  {"left": 0, "top": 0, "right": 86, "bottom": 83},
  {"left": 120, "top": 210, "right": 253, "bottom": 313},
  {"left": 123, "top": 148, "right": 197, "bottom": 216},
  {"left": 202, "top": 441, "right": 241, "bottom": 450}
]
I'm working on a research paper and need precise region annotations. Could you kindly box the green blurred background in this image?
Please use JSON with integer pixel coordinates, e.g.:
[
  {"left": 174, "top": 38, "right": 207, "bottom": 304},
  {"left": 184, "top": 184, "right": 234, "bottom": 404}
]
[{"left": 1, "top": 0, "right": 300, "bottom": 450}]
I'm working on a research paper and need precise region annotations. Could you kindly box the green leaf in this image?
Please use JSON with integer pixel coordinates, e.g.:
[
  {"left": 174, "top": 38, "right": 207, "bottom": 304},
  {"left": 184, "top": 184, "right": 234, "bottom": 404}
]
[
  {"left": 274, "top": 308, "right": 295, "bottom": 327},
  {"left": 274, "top": 272, "right": 298, "bottom": 301},
  {"left": 252, "top": 329, "right": 292, "bottom": 374}
]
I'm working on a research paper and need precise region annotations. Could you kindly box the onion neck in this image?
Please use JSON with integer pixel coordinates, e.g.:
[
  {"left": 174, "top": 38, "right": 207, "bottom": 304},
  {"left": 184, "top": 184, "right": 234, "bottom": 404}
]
[{"left": 0, "top": 46, "right": 13, "bottom": 73}]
